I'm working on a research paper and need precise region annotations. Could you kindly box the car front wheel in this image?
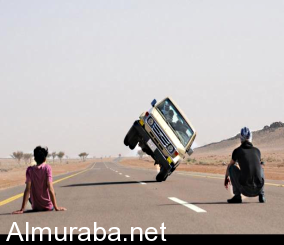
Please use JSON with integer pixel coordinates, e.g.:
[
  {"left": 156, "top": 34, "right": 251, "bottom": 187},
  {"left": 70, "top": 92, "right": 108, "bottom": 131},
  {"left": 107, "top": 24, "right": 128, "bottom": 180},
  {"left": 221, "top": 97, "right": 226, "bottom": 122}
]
[{"left": 156, "top": 167, "right": 169, "bottom": 182}]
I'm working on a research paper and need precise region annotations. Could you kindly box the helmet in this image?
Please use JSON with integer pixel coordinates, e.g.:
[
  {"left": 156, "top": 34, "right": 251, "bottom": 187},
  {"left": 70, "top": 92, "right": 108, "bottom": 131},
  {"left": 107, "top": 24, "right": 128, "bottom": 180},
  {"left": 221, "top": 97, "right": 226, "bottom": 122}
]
[{"left": 240, "top": 127, "right": 252, "bottom": 143}]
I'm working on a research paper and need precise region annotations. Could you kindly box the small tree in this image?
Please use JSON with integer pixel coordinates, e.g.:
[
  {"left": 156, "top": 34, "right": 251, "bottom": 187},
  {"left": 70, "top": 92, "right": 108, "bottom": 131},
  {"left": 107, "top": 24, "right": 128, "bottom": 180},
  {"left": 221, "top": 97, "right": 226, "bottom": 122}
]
[
  {"left": 79, "top": 152, "right": 89, "bottom": 162},
  {"left": 51, "top": 152, "right": 57, "bottom": 164},
  {"left": 23, "top": 153, "right": 33, "bottom": 165},
  {"left": 137, "top": 150, "right": 146, "bottom": 160},
  {"left": 57, "top": 152, "right": 65, "bottom": 163},
  {"left": 11, "top": 151, "right": 24, "bottom": 165}
]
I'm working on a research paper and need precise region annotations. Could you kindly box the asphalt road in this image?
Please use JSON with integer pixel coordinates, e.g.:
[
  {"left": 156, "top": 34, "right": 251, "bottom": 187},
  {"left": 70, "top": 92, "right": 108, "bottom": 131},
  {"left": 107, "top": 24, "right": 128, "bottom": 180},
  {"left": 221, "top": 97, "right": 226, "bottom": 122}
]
[{"left": 1, "top": 161, "right": 284, "bottom": 234}]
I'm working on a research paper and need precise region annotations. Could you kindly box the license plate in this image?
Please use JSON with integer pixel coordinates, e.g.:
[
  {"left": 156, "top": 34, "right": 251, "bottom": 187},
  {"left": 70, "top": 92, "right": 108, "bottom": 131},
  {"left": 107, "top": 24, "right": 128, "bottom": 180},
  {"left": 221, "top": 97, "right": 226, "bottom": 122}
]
[{"left": 147, "top": 139, "right": 157, "bottom": 152}]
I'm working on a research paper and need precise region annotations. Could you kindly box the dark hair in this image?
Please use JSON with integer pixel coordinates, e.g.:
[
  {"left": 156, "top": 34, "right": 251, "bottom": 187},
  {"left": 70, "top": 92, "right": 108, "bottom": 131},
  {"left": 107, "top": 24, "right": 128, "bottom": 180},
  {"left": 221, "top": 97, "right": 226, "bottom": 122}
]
[{"left": 34, "top": 146, "right": 48, "bottom": 165}]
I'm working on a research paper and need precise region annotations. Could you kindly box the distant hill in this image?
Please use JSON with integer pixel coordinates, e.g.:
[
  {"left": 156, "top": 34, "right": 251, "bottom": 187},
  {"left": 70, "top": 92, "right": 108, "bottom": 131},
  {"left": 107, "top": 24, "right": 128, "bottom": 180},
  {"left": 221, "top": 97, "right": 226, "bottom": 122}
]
[{"left": 195, "top": 122, "right": 284, "bottom": 155}]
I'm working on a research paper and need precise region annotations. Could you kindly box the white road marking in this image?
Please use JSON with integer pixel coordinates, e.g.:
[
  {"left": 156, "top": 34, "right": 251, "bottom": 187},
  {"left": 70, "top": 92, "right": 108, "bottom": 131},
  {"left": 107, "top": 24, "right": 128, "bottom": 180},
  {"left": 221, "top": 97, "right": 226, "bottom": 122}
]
[
  {"left": 138, "top": 182, "right": 147, "bottom": 185},
  {"left": 168, "top": 197, "right": 207, "bottom": 213},
  {"left": 119, "top": 173, "right": 122, "bottom": 175},
  {"left": 125, "top": 175, "right": 130, "bottom": 178}
]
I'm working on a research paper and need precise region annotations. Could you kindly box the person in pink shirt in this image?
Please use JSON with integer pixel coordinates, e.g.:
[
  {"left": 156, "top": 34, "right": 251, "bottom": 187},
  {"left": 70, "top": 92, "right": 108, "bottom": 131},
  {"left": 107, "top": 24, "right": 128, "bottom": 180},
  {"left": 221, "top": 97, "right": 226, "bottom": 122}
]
[{"left": 13, "top": 146, "right": 66, "bottom": 214}]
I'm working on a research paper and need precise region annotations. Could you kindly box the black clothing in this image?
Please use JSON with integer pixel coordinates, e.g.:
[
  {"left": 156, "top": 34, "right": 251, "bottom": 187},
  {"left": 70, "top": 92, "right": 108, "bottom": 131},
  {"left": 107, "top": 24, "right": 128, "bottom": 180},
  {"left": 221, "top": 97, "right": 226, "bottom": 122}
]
[
  {"left": 227, "top": 195, "right": 242, "bottom": 204},
  {"left": 232, "top": 141, "right": 264, "bottom": 188},
  {"left": 229, "top": 165, "right": 264, "bottom": 197}
]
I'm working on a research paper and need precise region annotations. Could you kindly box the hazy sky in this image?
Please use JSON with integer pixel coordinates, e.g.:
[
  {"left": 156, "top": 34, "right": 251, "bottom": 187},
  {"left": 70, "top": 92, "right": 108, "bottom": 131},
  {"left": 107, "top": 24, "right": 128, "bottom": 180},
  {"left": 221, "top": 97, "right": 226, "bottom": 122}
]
[{"left": 0, "top": 0, "right": 283, "bottom": 158}]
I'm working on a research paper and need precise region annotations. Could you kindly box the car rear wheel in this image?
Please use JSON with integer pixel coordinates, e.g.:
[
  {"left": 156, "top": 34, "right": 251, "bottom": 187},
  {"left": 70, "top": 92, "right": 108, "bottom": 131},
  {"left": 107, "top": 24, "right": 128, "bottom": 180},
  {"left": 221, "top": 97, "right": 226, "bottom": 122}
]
[
  {"left": 124, "top": 125, "right": 138, "bottom": 148},
  {"left": 129, "top": 137, "right": 138, "bottom": 150}
]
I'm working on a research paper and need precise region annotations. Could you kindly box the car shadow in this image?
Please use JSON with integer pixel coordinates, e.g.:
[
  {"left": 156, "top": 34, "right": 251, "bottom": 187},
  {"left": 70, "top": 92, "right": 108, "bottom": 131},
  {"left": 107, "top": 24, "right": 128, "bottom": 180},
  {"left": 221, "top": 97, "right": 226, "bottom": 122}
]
[{"left": 63, "top": 180, "right": 158, "bottom": 187}]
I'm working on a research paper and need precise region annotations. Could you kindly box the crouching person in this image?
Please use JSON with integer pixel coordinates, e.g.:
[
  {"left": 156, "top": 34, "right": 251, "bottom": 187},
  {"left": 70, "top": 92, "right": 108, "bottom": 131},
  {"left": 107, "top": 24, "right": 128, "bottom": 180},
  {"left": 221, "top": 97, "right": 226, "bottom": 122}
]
[
  {"left": 13, "top": 146, "right": 66, "bottom": 214},
  {"left": 224, "top": 127, "right": 266, "bottom": 204}
]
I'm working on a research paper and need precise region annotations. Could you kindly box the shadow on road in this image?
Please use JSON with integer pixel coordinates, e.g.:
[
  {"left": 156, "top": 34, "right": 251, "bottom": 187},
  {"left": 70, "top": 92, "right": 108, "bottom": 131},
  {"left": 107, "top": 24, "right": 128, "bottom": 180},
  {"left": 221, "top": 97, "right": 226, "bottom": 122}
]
[
  {"left": 0, "top": 213, "right": 12, "bottom": 216},
  {"left": 159, "top": 202, "right": 251, "bottom": 206},
  {"left": 191, "top": 202, "right": 250, "bottom": 205},
  {"left": 0, "top": 209, "right": 56, "bottom": 216},
  {"left": 63, "top": 181, "right": 158, "bottom": 187}
]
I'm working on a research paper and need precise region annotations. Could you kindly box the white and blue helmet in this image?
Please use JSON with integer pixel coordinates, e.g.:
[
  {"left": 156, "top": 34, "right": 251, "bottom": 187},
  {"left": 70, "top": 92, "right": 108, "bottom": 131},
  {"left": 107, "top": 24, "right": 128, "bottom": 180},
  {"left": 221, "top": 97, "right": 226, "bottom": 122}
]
[{"left": 240, "top": 127, "right": 252, "bottom": 143}]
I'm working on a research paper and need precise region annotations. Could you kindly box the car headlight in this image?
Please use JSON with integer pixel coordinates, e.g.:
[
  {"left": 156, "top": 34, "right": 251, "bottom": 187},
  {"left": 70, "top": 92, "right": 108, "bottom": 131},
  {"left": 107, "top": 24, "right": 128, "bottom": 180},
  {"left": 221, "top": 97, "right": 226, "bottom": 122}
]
[
  {"left": 147, "top": 117, "right": 154, "bottom": 126},
  {"left": 167, "top": 145, "right": 174, "bottom": 153}
]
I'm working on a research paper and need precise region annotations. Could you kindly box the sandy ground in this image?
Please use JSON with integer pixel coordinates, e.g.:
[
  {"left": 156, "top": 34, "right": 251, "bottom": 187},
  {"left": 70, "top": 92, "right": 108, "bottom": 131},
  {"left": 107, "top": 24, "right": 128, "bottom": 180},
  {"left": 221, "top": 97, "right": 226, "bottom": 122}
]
[
  {"left": 120, "top": 156, "right": 284, "bottom": 181},
  {"left": 0, "top": 158, "right": 106, "bottom": 190}
]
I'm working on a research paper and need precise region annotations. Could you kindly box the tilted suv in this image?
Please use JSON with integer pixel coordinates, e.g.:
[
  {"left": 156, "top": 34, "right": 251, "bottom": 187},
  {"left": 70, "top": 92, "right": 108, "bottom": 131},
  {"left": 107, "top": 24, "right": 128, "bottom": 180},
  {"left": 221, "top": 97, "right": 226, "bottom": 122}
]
[{"left": 124, "top": 97, "right": 196, "bottom": 182}]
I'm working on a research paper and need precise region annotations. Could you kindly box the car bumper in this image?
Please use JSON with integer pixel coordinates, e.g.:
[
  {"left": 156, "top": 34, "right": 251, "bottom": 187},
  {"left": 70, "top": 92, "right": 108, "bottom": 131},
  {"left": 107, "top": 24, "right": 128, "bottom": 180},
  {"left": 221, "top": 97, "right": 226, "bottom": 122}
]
[{"left": 133, "top": 120, "right": 172, "bottom": 172}]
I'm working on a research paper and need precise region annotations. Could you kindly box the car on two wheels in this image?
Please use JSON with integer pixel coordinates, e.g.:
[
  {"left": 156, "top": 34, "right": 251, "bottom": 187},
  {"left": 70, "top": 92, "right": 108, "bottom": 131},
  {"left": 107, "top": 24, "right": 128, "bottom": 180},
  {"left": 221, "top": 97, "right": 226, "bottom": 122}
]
[{"left": 124, "top": 97, "right": 196, "bottom": 182}]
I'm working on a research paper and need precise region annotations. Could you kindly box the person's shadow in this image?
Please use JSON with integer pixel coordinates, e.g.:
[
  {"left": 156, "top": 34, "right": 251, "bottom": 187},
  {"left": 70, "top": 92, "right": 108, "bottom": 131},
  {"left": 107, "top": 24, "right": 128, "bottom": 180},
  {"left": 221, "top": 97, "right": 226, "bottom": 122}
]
[
  {"left": 159, "top": 201, "right": 251, "bottom": 206},
  {"left": 1, "top": 209, "right": 55, "bottom": 216},
  {"left": 0, "top": 213, "right": 13, "bottom": 216}
]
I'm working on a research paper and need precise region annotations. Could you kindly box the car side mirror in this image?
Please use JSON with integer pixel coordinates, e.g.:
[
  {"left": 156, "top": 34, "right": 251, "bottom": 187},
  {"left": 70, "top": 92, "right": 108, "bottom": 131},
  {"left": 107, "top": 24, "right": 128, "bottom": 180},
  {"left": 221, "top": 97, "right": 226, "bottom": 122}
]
[
  {"left": 151, "top": 99, "right": 157, "bottom": 107},
  {"left": 187, "top": 148, "right": 194, "bottom": 157}
]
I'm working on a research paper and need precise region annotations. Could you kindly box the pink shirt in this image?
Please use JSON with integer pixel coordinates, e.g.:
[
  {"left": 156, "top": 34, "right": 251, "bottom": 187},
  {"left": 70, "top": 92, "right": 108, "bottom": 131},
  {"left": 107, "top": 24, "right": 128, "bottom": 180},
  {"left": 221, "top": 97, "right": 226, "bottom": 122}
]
[{"left": 26, "top": 164, "right": 54, "bottom": 211}]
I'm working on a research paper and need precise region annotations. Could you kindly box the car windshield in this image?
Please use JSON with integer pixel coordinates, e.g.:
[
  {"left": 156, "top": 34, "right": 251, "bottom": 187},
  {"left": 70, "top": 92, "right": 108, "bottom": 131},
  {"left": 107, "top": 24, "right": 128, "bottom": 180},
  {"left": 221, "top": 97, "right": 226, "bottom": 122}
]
[{"left": 157, "top": 99, "right": 194, "bottom": 147}]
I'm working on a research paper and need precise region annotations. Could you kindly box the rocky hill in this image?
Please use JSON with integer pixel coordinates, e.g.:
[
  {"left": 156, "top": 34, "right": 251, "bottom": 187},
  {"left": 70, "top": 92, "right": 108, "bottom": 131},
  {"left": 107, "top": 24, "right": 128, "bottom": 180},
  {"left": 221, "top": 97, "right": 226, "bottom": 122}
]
[{"left": 195, "top": 122, "right": 284, "bottom": 155}]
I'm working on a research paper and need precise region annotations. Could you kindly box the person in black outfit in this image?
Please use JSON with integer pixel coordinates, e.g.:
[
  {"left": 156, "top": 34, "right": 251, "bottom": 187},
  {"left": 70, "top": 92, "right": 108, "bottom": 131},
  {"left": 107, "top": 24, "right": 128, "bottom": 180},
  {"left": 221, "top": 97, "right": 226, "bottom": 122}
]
[{"left": 224, "top": 127, "right": 266, "bottom": 203}]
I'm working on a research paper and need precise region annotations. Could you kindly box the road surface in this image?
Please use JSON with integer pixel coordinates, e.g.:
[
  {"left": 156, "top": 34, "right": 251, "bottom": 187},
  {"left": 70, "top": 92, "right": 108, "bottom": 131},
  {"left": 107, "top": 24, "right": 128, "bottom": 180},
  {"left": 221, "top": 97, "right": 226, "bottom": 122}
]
[{"left": 1, "top": 161, "right": 284, "bottom": 234}]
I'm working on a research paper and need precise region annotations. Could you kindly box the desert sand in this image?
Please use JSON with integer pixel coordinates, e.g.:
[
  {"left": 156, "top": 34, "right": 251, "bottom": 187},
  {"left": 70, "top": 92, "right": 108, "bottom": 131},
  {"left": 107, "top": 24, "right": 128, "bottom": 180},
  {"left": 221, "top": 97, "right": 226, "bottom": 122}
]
[{"left": 0, "top": 158, "right": 101, "bottom": 190}]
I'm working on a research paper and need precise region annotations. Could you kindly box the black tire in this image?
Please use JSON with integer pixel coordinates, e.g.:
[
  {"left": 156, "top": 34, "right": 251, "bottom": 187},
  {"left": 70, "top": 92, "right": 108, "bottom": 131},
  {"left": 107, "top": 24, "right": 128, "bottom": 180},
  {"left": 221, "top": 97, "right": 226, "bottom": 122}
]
[
  {"left": 129, "top": 137, "right": 138, "bottom": 150},
  {"left": 156, "top": 173, "right": 164, "bottom": 182},
  {"left": 124, "top": 135, "right": 129, "bottom": 146},
  {"left": 124, "top": 125, "right": 138, "bottom": 147},
  {"left": 156, "top": 167, "right": 168, "bottom": 182},
  {"left": 170, "top": 168, "right": 176, "bottom": 174},
  {"left": 163, "top": 173, "right": 169, "bottom": 181}
]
